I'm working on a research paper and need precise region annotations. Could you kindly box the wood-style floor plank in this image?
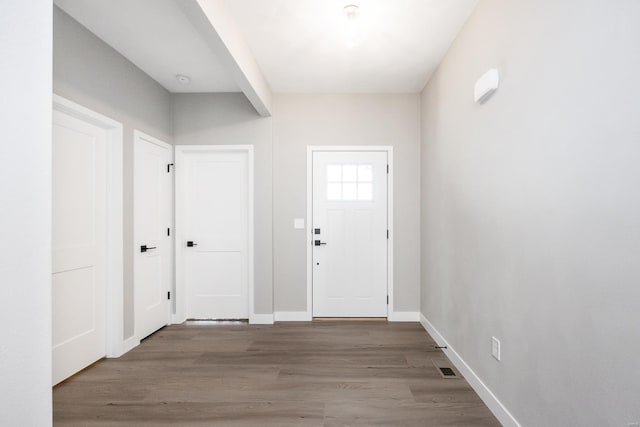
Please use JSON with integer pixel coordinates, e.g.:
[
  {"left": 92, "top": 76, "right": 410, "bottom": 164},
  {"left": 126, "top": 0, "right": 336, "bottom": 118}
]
[{"left": 53, "top": 321, "right": 500, "bottom": 426}]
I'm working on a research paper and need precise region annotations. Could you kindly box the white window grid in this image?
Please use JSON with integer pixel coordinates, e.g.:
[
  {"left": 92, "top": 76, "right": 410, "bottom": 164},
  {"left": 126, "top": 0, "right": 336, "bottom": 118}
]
[{"left": 326, "top": 164, "right": 373, "bottom": 201}]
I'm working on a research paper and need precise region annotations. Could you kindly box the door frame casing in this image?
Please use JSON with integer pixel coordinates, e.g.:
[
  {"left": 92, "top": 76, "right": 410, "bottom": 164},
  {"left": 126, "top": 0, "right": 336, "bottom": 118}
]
[
  {"left": 174, "top": 145, "right": 256, "bottom": 323},
  {"left": 133, "top": 130, "right": 173, "bottom": 341},
  {"left": 306, "top": 146, "right": 394, "bottom": 320},
  {"left": 52, "top": 94, "right": 125, "bottom": 358}
]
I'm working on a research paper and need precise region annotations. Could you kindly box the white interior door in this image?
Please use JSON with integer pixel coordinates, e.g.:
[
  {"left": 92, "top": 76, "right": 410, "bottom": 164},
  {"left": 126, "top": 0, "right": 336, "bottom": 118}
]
[
  {"left": 52, "top": 109, "right": 107, "bottom": 385},
  {"left": 180, "top": 149, "right": 250, "bottom": 319},
  {"left": 312, "top": 151, "right": 388, "bottom": 317},
  {"left": 134, "top": 132, "right": 171, "bottom": 340}
]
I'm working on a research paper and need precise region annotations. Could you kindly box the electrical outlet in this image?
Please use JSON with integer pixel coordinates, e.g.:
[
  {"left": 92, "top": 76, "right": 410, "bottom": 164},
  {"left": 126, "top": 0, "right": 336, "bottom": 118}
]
[{"left": 491, "top": 337, "right": 501, "bottom": 361}]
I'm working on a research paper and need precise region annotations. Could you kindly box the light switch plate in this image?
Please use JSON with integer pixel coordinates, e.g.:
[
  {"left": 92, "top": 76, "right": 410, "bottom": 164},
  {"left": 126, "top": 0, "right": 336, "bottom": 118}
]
[
  {"left": 294, "top": 218, "right": 305, "bottom": 229},
  {"left": 491, "top": 337, "right": 501, "bottom": 361}
]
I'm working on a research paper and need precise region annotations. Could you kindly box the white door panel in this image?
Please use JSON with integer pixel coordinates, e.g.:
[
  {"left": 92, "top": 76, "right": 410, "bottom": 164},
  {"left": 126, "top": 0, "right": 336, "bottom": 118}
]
[
  {"left": 52, "top": 110, "right": 107, "bottom": 385},
  {"left": 312, "top": 151, "right": 388, "bottom": 317},
  {"left": 181, "top": 151, "right": 249, "bottom": 319},
  {"left": 134, "top": 133, "right": 171, "bottom": 340},
  {"left": 192, "top": 159, "right": 245, "bottom": 251}
]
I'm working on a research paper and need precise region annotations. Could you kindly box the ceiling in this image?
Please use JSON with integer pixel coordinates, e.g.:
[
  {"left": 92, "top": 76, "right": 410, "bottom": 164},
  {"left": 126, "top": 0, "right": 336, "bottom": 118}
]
[
  {"left": 54, "top": 0, "right": 240, "bottom": 93},
  {"left": 54, "top": 0, "right": 478, "bottom": 94},
  {"left": 223, "top": 0, "right": 478, "bottom": 93}
]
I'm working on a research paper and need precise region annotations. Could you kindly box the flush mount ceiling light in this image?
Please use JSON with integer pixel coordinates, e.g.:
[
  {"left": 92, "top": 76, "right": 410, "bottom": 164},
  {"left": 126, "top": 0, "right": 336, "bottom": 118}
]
[
  {"left": 343, "top": 4, "right": 360, "bottom": 48},
  {"left": 343, "top": 4, "right": 360, "bottom": 20},
  {"left": 176, "top": 74, "right": 191, "bottom": 85}
]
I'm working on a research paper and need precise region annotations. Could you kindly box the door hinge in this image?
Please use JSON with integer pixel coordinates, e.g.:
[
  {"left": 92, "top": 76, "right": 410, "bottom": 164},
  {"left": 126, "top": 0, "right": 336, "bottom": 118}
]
[
  {"left": 387, "top": 295, "right": 389, "bottom": 304},
  {"left": 167, "top": 291, "right": 171, "bottom": 300},
  {"left": 167, "top": 227, "right": 171, "bottom": 237},
  {"left": 387, "top": 229, "right": 389, "bottom": 239},
  {"left": 387, "top": 164, "right": 389, "bottom": 174},
  {"left": 167, "top": 163, "right": 174, "bottom": 173}
]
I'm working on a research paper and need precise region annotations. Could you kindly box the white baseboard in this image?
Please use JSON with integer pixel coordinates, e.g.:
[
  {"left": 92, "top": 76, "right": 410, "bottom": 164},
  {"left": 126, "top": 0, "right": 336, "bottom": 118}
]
[
  {"left": 272, "top": 311, "right": 419, "bottom": 322},
  {"left": 388, "top": 311, "right": 420, "bottom": 322},
  {"left": 250, "top": 313, "right": 274, "bottom": 324},
  {"left": 171, "top": 315, "right": 186, "bottom": 325},
  {"left": 419, "top": 314, "right": 521, "bottom": 427},
  {"left": 121, "top": 335, "right": 140, "bottom": 355},
  {"left": 106, "top": 335, "right": 140, "bottom": 358},
  {"left": 271, "top": 311, "right": 419, "bottom": 322},
  {"left": 274, "top": 311, "right": 312, "bottom": 321}
]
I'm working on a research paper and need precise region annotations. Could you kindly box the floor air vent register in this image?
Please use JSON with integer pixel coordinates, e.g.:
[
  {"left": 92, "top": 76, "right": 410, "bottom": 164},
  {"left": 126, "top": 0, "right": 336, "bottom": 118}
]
[{"left": 431, "top": 358, "right": 460, "bottom": 379}]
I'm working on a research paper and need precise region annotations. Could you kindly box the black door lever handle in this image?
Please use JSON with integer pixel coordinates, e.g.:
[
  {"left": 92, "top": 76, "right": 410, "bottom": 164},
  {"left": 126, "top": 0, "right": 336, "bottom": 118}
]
[
  {"left": 187, "top": 241, "right": 198, "bottom": 247},
  {"left": 314, "top": 240, "right": 327, "bottom": 246},
  {"left": 140, "top": 245, "right": 157, "bottom": 253}
]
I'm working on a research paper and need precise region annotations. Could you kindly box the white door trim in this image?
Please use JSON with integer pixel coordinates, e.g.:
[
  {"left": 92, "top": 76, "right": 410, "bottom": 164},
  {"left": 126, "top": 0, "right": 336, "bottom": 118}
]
[
  {"left": 306, "top": 146, "right": 394, "bottom": 321},
  {"left": 52, "top": 94, "right": 125, "bottom": 357},
  {"left": 174, "top": 145, "right": 256, "bottom": 323},
  {"left": 133, "top": 130, "right": 173, "bottom": 341}
]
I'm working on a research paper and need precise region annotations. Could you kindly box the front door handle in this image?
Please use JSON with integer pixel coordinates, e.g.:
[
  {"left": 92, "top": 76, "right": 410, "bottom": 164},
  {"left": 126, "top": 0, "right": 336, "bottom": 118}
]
[
  {"left": 187, "top": 241, "right": 198, "bottom": 247},
  {"left": 140, "top": 245, "right": 157, "bottom": 253},
  {"left": 314, "top": 240, "right": 327, "bottom": 246}
]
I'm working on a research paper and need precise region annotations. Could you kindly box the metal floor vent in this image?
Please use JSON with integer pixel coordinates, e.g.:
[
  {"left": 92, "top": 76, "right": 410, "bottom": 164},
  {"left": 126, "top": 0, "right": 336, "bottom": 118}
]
[
  {"left": 439, "top": 367, "right": 457, "bottom": 377},
  {"left": 431, "top": 358, "right": 460, "bottom": 379}
]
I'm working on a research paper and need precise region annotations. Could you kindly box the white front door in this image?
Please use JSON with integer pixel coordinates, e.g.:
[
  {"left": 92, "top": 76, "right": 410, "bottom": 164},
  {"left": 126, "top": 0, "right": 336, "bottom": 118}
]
[
  {"left": 312, "top": 151, "right": 388, "bottom": 317},
  {"left": 52, "top": 109, "right": 107, "bottom": 385},
  {"left": 134, "top": 132, "right": 171, "bottom": 340},
  {"left": 180, "top": 149, "right": 250, "bottom": 319}
]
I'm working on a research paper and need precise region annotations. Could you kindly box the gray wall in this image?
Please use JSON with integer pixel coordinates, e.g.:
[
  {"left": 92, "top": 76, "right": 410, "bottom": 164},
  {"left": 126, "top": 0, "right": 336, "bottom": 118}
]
[
  {"left": 172, "top": 93, "right": 274, "bottom": 315},
  {"left": 273, "top": 95, "right": 421, "bottom": 313},
  {"left": 53, "top": 7, "right": 173, "bottom": 339},
  {"left": 420, "top": 0, "right": 640, "bottom": 425},
  {"left": 0, "top": 1, "right": 52, "bottom": 424}
]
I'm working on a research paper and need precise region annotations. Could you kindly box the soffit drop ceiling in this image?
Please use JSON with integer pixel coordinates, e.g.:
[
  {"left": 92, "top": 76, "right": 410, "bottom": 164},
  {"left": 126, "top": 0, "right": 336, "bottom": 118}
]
[
  {"left": 54, "top": 0, "right": 240, "bottom": 93},
  {"left": 222, "top": 0, "right": 478, "bottom": 93}
]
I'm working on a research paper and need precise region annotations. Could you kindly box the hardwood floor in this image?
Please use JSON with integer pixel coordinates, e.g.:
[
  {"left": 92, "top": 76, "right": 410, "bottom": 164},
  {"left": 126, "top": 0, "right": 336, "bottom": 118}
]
[{"left": 53, "top": 321, "right": 500, "bottom": 426}]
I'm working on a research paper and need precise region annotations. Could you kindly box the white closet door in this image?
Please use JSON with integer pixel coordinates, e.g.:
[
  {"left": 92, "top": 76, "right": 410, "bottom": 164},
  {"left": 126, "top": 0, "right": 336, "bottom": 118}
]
[
  {"left": 52, "top": 109, "right": 107, "bottom": 385},
  {"left": 181, "top": 150, "right": 249, "bottom": 319},
  {"left": 134, "top": 132, "right": 171, "bottom": 340}
]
